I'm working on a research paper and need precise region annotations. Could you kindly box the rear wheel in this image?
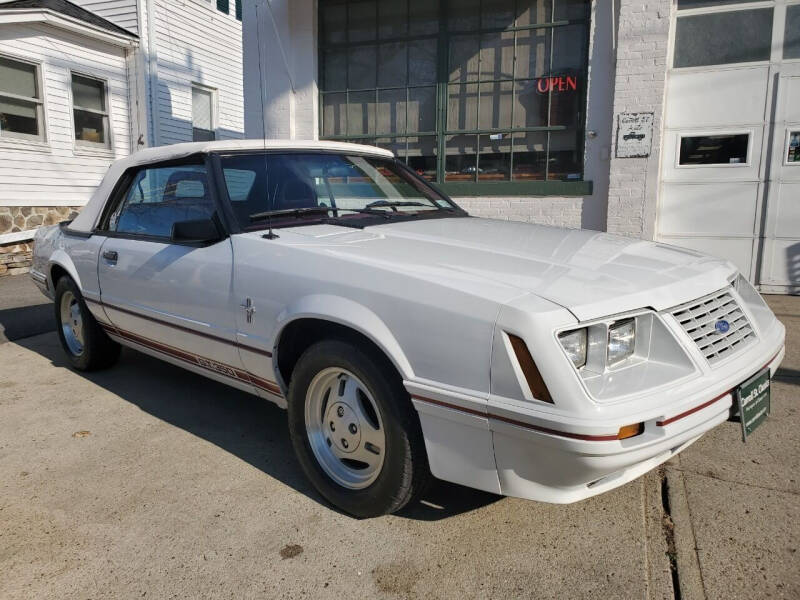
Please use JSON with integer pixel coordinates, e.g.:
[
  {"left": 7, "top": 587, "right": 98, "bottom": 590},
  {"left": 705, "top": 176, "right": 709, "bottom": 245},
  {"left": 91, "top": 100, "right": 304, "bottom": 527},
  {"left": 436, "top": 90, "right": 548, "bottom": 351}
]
[
  {"left": 54, "top": 276, "right": 120, "bottom": 371},
  {"left": 287, "top": 339, "right": 429, "bottom": 518}
]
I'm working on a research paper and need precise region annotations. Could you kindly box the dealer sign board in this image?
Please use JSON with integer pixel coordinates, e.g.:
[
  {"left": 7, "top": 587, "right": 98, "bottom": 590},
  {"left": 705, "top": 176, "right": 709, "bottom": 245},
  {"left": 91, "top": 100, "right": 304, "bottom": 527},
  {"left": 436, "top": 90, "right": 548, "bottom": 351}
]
[{"left": 616, "top": 112, "right": 654, "bottom": 158}]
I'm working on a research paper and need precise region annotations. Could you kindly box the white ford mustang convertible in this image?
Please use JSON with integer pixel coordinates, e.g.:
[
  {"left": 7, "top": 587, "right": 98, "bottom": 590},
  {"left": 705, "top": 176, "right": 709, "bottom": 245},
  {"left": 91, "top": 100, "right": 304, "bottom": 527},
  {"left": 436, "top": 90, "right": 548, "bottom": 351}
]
[{"left": 31, "top": 140, "right": 785, "bottom": 517}]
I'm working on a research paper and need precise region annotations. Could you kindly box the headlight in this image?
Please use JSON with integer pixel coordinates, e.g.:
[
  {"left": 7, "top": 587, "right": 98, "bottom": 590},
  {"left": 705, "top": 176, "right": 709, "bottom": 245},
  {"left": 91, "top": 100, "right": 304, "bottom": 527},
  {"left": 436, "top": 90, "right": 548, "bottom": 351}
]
[
  {"left": 558, "top": 328, "right": 587, "bottom": 369},
  {"left": 607, "top": 318, "right": 635, "bottom": 365}
]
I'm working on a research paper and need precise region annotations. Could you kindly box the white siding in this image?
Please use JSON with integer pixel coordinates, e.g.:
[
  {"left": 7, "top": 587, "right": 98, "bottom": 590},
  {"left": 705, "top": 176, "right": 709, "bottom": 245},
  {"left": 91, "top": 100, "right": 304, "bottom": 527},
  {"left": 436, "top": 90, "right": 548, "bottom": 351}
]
[
  {"left": 0, "top": 23, "right": 132, "bottom": 207},
  {"left": 150, "top": 0, "right": 244, "bottom": 145},
  {"left": 71, "top": 0, "right": 139, "bottom": 35}
]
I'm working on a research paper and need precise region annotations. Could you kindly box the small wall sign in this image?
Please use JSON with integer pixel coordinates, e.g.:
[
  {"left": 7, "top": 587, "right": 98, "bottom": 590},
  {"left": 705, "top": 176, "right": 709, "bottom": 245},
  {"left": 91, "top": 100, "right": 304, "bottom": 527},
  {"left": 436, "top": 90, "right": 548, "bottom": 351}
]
[
  {"left": 788, "top": 131, "right": 800, "bottom": 163},
  {"left": 616, "top": 112, "right": 654, "bottom": 158}
]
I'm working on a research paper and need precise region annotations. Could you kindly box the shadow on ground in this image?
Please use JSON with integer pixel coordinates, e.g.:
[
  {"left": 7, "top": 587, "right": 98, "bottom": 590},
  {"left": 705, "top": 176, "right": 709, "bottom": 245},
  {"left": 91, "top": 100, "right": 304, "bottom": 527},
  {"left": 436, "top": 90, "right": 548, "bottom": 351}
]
[
  {"left": 16, "top": 333, "right": 500, "bottom": 521},
  {"left": 0, "top": 303, "right": 54, "bottom": 343}
]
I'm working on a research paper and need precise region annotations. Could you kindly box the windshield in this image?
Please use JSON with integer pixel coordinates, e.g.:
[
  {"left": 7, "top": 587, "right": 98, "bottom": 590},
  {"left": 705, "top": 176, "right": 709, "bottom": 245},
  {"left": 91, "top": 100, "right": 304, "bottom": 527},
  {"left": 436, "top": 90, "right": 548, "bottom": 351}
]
[{"left": 219, "top": 152, "right": 462, "bottom": 230}]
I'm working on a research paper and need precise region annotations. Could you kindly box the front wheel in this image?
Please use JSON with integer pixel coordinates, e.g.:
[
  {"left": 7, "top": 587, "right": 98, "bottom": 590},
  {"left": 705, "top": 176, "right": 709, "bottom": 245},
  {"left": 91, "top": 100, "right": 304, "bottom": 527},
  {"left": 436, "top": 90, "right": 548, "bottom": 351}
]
[
  {"left": 54, "top": 276, "right": 120, "bottom": 371},
  {"left": 287, "top": 339, "right": 429, "bottom": 518}
]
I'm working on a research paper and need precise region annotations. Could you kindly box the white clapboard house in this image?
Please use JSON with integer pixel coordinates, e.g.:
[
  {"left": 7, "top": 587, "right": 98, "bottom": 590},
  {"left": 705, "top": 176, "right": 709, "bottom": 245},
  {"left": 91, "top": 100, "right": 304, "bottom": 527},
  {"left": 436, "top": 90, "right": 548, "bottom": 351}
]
[{"left": 0, "top": 0, "right": 244, "bottom": 274}]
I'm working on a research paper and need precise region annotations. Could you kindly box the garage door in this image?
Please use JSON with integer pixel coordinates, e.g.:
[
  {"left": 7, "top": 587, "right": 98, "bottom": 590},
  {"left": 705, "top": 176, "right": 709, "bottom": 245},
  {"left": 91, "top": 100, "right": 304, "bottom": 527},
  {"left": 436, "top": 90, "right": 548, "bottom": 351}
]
[{"left": 657, "top": 0, "right": 800, "bottom": 293}]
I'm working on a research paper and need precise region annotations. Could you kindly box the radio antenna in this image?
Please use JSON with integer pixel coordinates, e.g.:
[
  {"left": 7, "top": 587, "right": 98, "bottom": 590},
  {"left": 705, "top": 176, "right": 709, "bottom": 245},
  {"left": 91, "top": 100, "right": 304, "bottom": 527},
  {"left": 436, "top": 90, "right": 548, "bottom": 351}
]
[{"left": 255, "top": 1, "right": 278, "bottom": 239}]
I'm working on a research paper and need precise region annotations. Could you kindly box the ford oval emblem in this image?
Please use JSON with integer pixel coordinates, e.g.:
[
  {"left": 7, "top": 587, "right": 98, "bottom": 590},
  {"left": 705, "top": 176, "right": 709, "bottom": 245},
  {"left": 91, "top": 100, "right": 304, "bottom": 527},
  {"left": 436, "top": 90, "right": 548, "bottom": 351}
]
[{"left": 715, "top": 320, "right": 730, "bottom": 334}]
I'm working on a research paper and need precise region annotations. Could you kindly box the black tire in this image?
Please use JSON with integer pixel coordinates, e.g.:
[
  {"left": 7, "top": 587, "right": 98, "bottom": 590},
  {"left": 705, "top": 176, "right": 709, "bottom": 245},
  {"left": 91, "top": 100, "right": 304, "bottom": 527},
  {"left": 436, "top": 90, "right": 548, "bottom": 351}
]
[
  {"left": 287, "top": 338, "right": 430, "bottom": 518},
  {"left": 54, "top": 276, "right": 121, "bottom": 371}
]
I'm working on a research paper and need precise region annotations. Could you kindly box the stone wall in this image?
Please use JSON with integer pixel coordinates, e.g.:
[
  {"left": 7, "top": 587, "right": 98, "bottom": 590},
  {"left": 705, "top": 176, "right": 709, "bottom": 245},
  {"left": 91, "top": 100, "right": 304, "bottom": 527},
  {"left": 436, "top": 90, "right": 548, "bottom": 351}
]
[{"left": 0, "top": 207, "right": 81, "bottom": 277}]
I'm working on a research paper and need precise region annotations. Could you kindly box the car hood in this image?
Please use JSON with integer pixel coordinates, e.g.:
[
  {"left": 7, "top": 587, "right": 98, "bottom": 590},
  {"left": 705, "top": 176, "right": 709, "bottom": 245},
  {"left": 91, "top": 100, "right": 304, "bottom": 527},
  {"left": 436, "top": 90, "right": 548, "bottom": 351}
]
[{"left": 269, "top": 217, "right": 737, "bottom": 322}]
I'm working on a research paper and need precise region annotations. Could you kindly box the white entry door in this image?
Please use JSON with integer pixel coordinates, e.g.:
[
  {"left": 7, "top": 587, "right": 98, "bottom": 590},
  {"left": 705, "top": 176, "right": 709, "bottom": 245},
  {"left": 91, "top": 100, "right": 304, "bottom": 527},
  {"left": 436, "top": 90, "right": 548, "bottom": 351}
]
[{"left": 657, "top": 0, "right": 800, "bottom": 292}]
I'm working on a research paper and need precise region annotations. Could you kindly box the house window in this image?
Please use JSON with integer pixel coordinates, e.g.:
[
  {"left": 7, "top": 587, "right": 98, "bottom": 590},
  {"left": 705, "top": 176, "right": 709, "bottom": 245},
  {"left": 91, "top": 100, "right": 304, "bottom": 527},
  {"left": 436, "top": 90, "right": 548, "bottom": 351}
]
[
  {"left": 0, "top": 56, "right": 45, "bottom": 142},
  {"left": 71, "top": 73, "right": 110, "bottom": 147},
  {"left": 235, "top": 0, "right": 242, "bottom": 21},
  {"left": 217, "top": 0, "right": 229, "bottom": 14},
  {"left": 318, "top": 0, "right": 591, "bottom": 185},
  {"left": 192, "top": 85, "right": 216, "bottom": 141}
]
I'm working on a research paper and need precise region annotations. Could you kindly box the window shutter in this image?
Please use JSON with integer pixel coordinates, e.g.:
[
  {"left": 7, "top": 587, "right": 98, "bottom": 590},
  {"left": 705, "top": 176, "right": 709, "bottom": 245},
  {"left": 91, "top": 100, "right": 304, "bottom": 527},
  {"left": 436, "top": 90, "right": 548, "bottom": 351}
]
[
  {"left": 235, "top": 0, "right": 242, "bottom": 21},
  {"left": 217, "top": 0, "right": 229, "bottom": 14}
]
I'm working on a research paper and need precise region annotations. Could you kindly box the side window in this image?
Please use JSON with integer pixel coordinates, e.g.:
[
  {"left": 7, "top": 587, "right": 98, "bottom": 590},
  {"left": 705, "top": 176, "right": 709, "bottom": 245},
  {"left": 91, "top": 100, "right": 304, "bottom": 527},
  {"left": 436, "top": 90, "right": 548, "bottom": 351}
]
[{"left": 108, "top": 164, "right": 216, "bottom": 238}]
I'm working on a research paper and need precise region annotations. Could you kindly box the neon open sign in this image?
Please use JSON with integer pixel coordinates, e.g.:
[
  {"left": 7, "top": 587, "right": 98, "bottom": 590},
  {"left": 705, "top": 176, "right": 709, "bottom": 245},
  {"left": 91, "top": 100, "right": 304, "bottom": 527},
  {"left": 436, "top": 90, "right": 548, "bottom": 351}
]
[{"left": 536, "top": 76, "right": 578, "bottom": 93}]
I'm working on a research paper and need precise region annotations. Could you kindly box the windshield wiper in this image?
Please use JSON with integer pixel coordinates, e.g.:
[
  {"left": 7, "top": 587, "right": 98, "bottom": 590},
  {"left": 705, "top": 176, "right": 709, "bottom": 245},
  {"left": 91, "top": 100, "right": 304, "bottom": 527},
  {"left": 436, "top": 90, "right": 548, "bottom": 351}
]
[
  {"left": 365, "top": 200, "right": 427, "bottom": 210},
  {"left": 249, "top": 207, "right": 334, "bottom": 222},
  {"left": 249, "top": 206, "right": 396, "bottom": 223}
]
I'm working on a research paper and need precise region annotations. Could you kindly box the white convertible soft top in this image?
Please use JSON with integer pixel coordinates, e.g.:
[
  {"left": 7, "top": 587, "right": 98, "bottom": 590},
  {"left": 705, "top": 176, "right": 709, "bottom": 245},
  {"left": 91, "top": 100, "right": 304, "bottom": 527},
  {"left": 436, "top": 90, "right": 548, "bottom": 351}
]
[{"left": 68, "top": 139, "right": 395, "bottom": 233}]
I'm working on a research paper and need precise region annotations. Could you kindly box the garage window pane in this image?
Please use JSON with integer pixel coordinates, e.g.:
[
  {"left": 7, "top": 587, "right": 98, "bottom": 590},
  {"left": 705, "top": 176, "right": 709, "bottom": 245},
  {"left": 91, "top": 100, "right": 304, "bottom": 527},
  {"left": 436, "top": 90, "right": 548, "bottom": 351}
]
[
  {"left": 674, "top": 9, "right": 773, "bottom": 68},
  {"left": 478, "top": 134, "right": 510, "bottom": 181},
  {"left": 406, "top": 136, "right": 437, "bottom": 180},
  {"left": 445, "top": 134, "right": 478, "bottom": 181},
  {"left": 785, "top": 5, "right": 800, "bottom": 60},
  {"left": 679, "top": 133, "right": 749, "bottom": 165}
]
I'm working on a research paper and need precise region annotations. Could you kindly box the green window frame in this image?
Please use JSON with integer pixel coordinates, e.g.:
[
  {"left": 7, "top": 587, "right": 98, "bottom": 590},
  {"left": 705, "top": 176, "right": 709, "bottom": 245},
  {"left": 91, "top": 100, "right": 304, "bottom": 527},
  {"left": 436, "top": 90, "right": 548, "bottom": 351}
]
[{"left": 318, "top": 0, "right": 592, "bottom": 196}]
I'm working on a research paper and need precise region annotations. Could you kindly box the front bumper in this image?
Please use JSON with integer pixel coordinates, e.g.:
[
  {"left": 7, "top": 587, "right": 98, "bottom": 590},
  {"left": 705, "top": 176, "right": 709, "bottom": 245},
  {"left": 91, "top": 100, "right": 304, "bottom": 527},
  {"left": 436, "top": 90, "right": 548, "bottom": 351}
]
[{"left": 408, "top": 323, "right": 785, "bottom": 503}]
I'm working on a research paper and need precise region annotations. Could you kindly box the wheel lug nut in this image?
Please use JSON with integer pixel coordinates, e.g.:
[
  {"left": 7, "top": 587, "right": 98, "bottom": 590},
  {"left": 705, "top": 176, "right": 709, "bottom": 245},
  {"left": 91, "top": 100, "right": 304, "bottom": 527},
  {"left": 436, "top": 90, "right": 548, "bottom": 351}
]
[
  {"left": 329, "top": 421, "right": 335, "bottom": 432},
  {"left": 337, "top": 406, "right": 344, "bottom": 417},
  {"left": 341, "top": 439, "right": 349, "bottom": 449},
  {"left": 349, "top": 423, "right": 357, "bottom": 434}
]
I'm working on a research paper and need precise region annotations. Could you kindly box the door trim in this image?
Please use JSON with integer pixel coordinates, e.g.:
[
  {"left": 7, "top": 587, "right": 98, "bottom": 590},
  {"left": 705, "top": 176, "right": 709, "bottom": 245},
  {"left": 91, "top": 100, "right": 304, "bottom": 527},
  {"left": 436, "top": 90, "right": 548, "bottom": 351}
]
[{"left": 85, "top": 297, "right": 272, "bottom": 357}]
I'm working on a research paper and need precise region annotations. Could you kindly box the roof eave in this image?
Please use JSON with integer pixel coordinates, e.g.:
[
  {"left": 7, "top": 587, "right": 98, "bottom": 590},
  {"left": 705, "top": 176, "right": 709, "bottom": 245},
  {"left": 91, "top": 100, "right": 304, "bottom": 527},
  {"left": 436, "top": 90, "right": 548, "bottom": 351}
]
[{"left": 0, "top": 8, "right": 139, "bottom": 47}]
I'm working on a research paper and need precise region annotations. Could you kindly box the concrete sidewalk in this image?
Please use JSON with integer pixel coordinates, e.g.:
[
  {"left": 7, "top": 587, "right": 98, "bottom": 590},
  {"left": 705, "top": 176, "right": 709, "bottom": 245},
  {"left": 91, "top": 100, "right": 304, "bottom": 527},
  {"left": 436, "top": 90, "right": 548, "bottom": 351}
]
[
  {"left": 0, "top": 283, "right": 797, "bottom": 598},
  {"left": 663, "top": 295, "right": 800, "bottom": 600}
]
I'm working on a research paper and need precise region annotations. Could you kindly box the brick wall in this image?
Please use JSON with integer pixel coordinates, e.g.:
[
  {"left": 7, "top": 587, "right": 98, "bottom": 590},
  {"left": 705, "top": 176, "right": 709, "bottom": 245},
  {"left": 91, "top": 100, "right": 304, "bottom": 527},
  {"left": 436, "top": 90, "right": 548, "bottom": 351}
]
[
  {"left": 0, "top": 207, "right": 80, "bottom": 277},
  {"left": 456, "top": 197, "right": 587, "bottom": 229},
  {"left": 606, "top": 0, "right": 671, "bottom": 239}
]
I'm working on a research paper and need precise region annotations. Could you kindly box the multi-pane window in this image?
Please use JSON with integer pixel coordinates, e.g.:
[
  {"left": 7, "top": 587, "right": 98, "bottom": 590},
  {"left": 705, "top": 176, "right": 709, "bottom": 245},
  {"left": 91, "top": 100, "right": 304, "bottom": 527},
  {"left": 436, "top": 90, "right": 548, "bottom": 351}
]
[
  {"left": 319, "top": 0, "right": 591, "bottom": 184},
  {"left": 0, "top": 56, "right": 45, "bottom": 142},
  {"left": 71, "top": 73, "right": 110, "bottom": 147},
  {"left": 192, "top": 85, "right": 216, "bottom": 141}
]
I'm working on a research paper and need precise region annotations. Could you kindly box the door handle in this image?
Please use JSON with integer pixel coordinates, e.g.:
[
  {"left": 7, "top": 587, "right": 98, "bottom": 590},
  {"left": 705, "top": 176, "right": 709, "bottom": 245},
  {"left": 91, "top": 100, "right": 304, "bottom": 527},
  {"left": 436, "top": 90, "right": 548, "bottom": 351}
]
[{"left": 102, "top": 250, "right": 118, "bottom": 262}]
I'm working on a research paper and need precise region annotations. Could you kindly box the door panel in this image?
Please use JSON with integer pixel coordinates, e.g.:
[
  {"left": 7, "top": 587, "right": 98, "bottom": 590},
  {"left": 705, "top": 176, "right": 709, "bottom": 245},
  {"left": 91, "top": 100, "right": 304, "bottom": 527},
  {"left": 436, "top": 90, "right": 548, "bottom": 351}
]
[
  {"left": 665, "top": 66, "right": 769, "bottom": 128},
  {"left": 759, "top": 67, "right": 800, "bottom": 289},
  {"left": 658, "top": 182, "right": 758, "bottom": 236},
  {"left": 98, "top": 237, "right": 246, "bottom": 378}
]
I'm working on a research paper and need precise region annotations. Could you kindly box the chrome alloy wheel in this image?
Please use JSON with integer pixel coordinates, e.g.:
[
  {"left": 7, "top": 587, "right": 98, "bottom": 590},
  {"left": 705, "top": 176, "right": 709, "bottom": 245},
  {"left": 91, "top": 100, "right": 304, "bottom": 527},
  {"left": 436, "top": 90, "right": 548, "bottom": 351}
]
[
  {"left": 304, "top": 368, "right": 386, "bottom": 490},
  {"left": 59, "top": 290, "right": 85, "bottom": 356}
]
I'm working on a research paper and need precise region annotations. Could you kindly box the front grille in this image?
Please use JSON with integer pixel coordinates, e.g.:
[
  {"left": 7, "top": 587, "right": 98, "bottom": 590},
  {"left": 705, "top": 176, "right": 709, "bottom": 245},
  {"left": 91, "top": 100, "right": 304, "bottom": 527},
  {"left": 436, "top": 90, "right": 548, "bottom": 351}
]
[{"left": 670, "top": 287, "right": 756, "bottom": 366}]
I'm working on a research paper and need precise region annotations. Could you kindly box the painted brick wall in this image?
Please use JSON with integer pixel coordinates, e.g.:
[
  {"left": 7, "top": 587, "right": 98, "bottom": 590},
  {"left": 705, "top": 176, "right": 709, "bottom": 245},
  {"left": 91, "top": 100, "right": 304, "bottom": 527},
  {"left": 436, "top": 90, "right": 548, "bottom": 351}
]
[
  {"left": 455, "top": 197, "right": 587, "bottom": 229},
  {"left": 606, "top": 0, "right": 671, "bottom": 239}
]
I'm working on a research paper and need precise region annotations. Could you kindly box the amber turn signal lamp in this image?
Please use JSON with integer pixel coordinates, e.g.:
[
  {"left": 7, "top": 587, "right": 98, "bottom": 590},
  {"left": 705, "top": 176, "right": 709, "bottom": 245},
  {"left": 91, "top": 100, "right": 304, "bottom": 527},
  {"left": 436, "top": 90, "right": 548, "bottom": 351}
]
[
  {"left": 617, "top": 422, "right": 644, "bottom": 440},
  {"left": 507, "top": 333, "right": 554, "bottom": 404}
]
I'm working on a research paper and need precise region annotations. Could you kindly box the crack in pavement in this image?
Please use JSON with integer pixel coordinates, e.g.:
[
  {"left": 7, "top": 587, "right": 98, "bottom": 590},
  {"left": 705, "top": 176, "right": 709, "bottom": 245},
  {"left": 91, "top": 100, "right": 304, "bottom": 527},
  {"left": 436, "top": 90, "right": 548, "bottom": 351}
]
[{"left": 668, "top": 466, "right": 799, "bottom": 497}]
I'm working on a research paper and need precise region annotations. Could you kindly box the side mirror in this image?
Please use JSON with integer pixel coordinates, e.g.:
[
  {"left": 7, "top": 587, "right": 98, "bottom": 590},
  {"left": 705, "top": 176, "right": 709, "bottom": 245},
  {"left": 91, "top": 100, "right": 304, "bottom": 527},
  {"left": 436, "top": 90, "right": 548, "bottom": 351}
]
[{"left": 171, "top": 218, "right": 221, "bottom": 243}]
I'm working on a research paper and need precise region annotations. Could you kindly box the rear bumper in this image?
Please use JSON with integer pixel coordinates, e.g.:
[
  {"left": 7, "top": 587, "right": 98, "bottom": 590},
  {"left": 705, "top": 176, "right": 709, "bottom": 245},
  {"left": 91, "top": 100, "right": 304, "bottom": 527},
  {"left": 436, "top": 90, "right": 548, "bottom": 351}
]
[{"left": 408, "top": 330, "right": 785, "bottom": 503}]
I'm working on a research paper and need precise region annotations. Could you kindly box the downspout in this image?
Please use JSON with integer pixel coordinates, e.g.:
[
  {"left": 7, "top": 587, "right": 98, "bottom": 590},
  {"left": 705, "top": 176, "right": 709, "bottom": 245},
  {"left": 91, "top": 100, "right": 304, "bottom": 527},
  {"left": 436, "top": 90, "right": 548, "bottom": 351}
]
[{"left": 144, "top": 0, "right": 160, "bottom": 146}]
